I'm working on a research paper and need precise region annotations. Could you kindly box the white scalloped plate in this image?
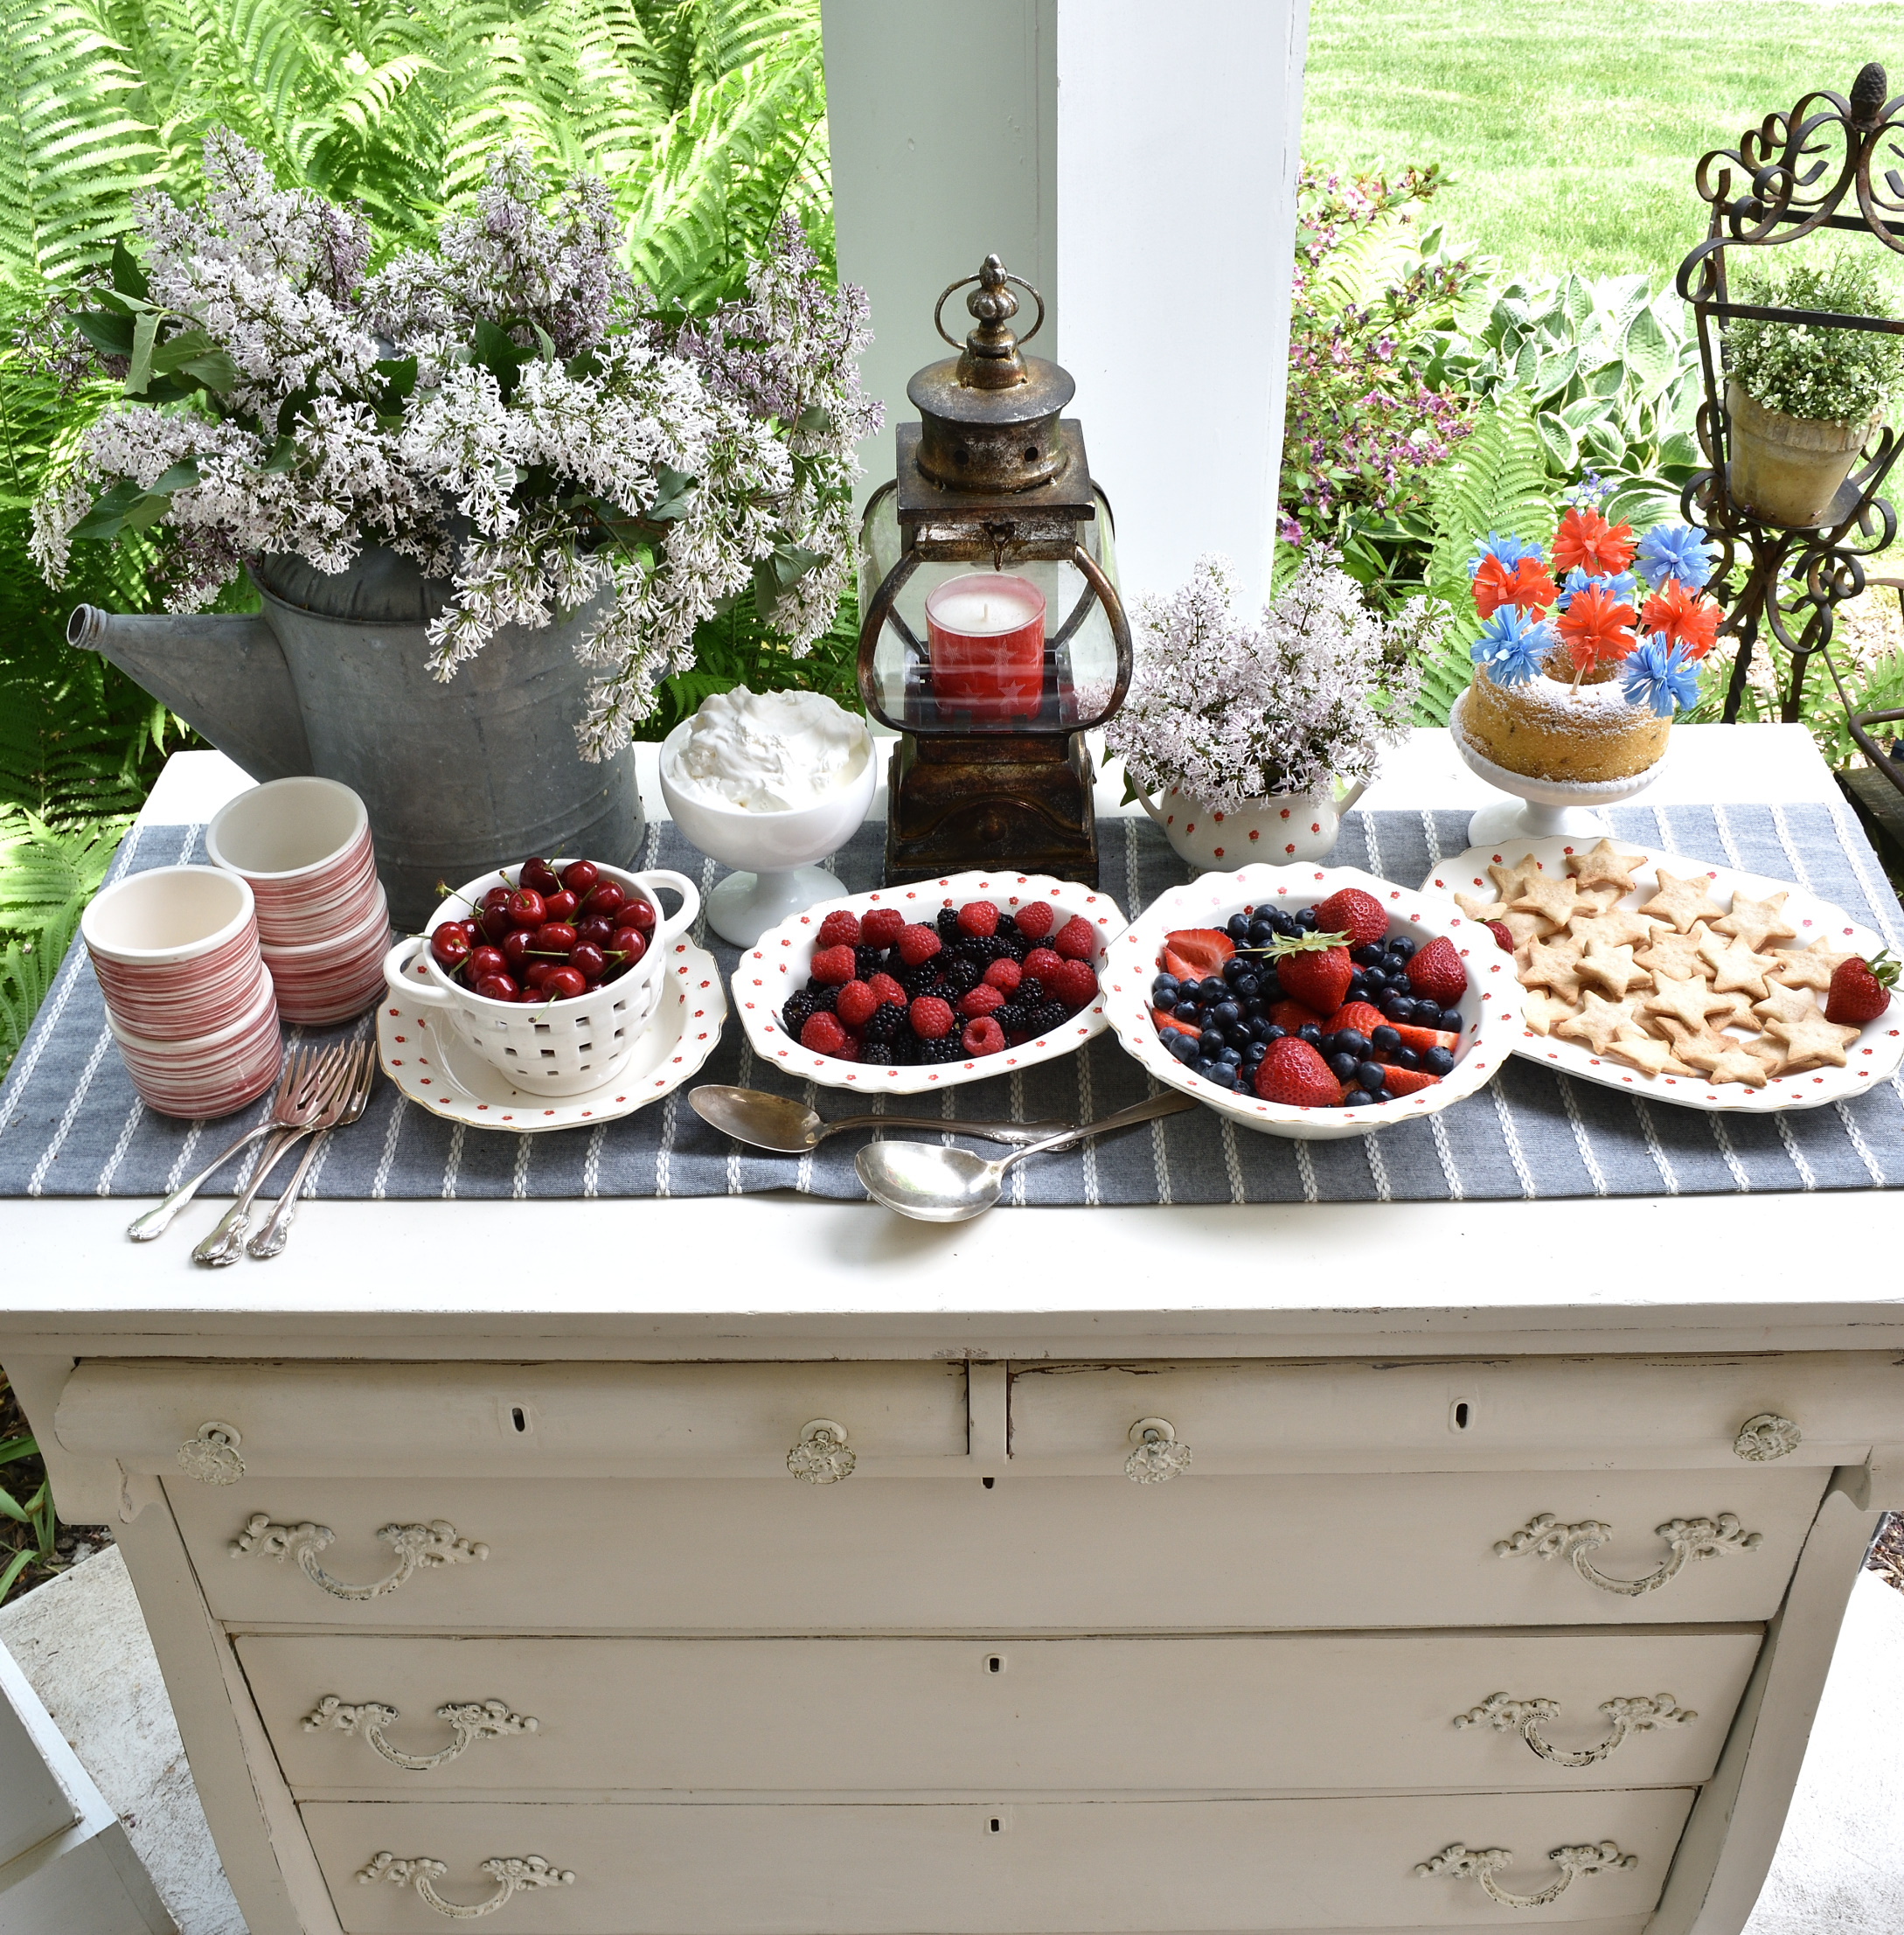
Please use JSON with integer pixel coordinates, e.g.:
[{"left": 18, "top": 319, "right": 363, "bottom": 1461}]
[
  {"left": 1100, "top": 862, "right": 1525, "bottom": 1140},
  {"left": 1421, "top": 838, "right": 1904, "bottom": 1113},
  {"left": 733, "top": 871, "right": 1126, "bottom": 1094},
  {"left": 377, "top": 939, "right": 727, "bottom": 1132}
]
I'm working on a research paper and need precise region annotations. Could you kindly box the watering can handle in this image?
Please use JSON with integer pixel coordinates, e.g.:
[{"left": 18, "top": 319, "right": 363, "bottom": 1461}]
[
  {"left": 631, "top": 869, "right": 702, "bottom": 948},
  {"left": 382, "top": 935, "right": 455, "bottom": 1009}
]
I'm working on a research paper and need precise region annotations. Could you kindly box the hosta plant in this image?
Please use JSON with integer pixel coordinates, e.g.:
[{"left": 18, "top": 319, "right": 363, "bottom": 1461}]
[{"left": 25, "top": 130, "right": 879, "bottom": 756}]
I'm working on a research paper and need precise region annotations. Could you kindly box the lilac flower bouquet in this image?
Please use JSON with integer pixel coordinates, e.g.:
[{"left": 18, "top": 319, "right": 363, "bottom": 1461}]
[
  {"left": 1106, "top": 553, "right": 1436, "bottom": 814},
  {"left": 28, "top": 132, "right": 880, "bottom": 756}
]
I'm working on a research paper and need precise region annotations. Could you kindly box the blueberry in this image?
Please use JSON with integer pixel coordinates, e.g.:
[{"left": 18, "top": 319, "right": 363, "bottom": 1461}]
[
  {"left": 1394, "top": 1046, "right": 1420, "bottom": 1071},
  {"left": 1167, "top": 1033, "right": 1198, "bottom": 1064},
  {"left": 1336, "top": 1030, "right": 1370, "bottom": 1059},
  {"left": 1258, "top": 973, "right": 1283, "bottom": 1003},
  {"left": 1248, "top": 1017, "right": 1275, "bottom": 1042},
  {"left": 1247, "top": 920, "right": 1277, "bottom": 947},
  {"left": 1263, "top": 1023, "right": 1287, "bottom": 1041},
  {"left": 1370, "top": 1024, "right": 1400, "bottom": 1052},
  {"left": 1380, "top": 992, "right": 1413, "bottom": 1021},
  {"left": 1241, "top": 1040, "right": 1267, "bottom": 1064},
  {"left": 1342, "top": 1087, "right": 1373, "bottom": 1108},
  {"left": 1217, "top": 1041, "right": 1242, "bottom": 1063},
  {"left": 1295, "top": 907, "right": 1319, "bottom": 932},
  {"left": 1389, "top": 936, "right": 1416, "bottom": 960},
  {"left": 1226, "top": 913, "right": 1251, "bottom": 941},
  {"left": 1199, "top": 1027, "right": 1226, "bottom": 1056},
  {"left": 1200, "top": 977, "right": 1229, "bottom": 1003},
  {"left": 1213, "top": 999, "right": 1242, "bottom": 1027},
  {"left": 1153, "top": 986, "right": 1178, "bottom": 1011},
  {"left": 1297, "top": 1023, "right": 1323, "bottom": 1046},
  {"left": 1231, "top": 971, "right": 1261, "bottom": 999},
  {"left": 1362, "top": 968, "right": 1387, "bottom": 993},
  {"left": 1356, "top": 1060, "right": 1386, "bottom": 1094},
  {"left": 1222, "top": 956, "right": 1252, "bottom": 985},
  {"left": 1350, "top": 943, "right": 1380, "bottom": 966},
  {"left": 1346, "top": 975, "right": 1368, "bottom": 1000},
  {"left": 1439, "top": 1006, "right": 1464, "bottom": 1034},
  {"left": 1204, "top": 1062, "right": 1239, "bottom": 1090},
  {"left": 1225, "top": 1024, "right": 1253, "bottom": 1049},
  {"left": 1152, "top": 971, "right": 1179, "bottom": 994},
  {"left": 1328, "top": 1051, "right": 1359, "bottom": 1082},
  {"left": 1414, "top": 999, "right": 1444, "bottom": 1027},
  {"left": 1421, "top": 1046, "right": 1456, "bottom": 1076}
]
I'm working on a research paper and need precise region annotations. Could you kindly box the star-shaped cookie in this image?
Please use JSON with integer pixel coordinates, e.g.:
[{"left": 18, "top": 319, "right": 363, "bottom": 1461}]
[
  {"left": 1574, "top": 938, "right": 1649, "bottom": 1001},
  {"left": 1716, "top": 888, "right": 1798, "bottom": 954},
  {"left": 1603, "top": 1029, "right": 1691, "bottom": 1078},
  {"left": 1487, "top": 853, "right": 1549, "bottom": 904},
  {"left": 1565, "top": 838, "right": 1648, "bottom": 894},
  {"left": 1698, "top": 929, "right": 1776, "bottom": 999},
  {"left": 1557, "top": 992, "right": 1643, "bottom": 1055},
  {"left": 1568, "top": 907, "right": 1656, "bottom": 950},
  {"left": 1680, "top": 1038, "right": 1772, "bottom": 1089},
  {"left": 1765, "top": 1009, "right": 1863, "bottom": 1072},
  {"left": 1512, "top": 873, "right": 1590, "bottom": 929},
  {"left": 1644, "top": 971, "right": 1733, "bottom": 1035},
  {"left": 1635, "top": 923, "right": 1714, "bottom": 982},
  {"left": 1492, "top": 907, "right": 1559, "bottom": 948},
  {"left": 1520, "top": 936, "right": 1586, "bottom": 1002},
  {"left": 1751, "top": 982, "right": 1821, "bottom": 1029},
  {"left": 1640, "top": 867, "right": 1731, "bottom": 934},
  {"left": 1519, "top": 989, "right": 1576, "bottom": 1036},
  {"left": 1769, "top": 936, "right": 1858, "bottom": 992},
  {"left": 1453, "top": 889, "right": 1507, "bottom": 922}
]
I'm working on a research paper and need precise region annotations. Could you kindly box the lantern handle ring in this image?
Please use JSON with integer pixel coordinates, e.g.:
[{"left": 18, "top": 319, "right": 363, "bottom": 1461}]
[{"left": 935, "top": 269, "right": 1046, "bottom": 352}]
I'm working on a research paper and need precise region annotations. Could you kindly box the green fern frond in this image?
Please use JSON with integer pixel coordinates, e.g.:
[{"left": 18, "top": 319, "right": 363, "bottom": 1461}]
[{"left": 1425, "top": 393, "right": 1557, "bottom": 599}]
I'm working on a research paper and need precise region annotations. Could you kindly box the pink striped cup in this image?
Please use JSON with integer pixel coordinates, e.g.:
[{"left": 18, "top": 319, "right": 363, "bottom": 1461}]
[
  {"left": 103, "top": 965, "right": 283, "bottom": 1118},
  {"left": 259, "top": 882, "right": 392, "bottom": 1027},
  {"left": 206, "top": 777, "right": 381, "bottom": 948},
  {"left": 90, "top": 927, "right": 268, "bottom": 1036}
]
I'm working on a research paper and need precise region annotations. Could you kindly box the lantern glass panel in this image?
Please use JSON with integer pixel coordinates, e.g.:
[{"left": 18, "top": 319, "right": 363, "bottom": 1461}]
[{"left": 857, "top": 484, "right": 1121, "bottom": 735}]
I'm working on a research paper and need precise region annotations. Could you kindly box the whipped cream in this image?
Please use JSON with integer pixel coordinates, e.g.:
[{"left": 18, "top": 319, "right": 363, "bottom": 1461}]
[{"left": 671, "top": 686, "right": 868, "bottom": 813}]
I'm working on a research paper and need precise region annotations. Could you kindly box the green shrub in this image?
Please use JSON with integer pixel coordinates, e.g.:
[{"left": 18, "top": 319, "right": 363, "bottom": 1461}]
[{"left": 1725, "top": 255, "right": 1904, "bottom": 425}]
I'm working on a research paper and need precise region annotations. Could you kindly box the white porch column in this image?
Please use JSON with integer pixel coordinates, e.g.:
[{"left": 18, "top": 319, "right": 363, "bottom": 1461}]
[{"left": 820, "top": 0, "right": 1308, "bottom": 609}]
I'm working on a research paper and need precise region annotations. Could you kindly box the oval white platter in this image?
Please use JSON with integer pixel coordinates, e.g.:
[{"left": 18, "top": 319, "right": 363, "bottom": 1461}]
[
  {"left": 1099, "top": 862, "right": 1525, "bottom": 1141},
  {"left": 1421, "top": 838, "right": 1904, "bottom": 1114},
  {"left": 733, "top": 870, "right": 1125, "bottom": 1095},
  {"left": 377, "top": 938, "right": 727, "bottom": 1132}
]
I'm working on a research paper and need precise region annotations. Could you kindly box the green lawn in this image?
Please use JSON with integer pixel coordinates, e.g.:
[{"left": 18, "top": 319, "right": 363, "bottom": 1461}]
[{"left": 1302, "top": 2, "right": 1903, "bottom": 284}]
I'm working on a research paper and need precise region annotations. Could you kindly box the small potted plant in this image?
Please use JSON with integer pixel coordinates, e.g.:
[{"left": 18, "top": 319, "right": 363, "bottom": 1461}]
[
  {"left": 1105, "top": 552, "right": 1434, "bottom": 867},
  {"left": 1724, "top": 256, "right": 1903, "bottom": 527}
]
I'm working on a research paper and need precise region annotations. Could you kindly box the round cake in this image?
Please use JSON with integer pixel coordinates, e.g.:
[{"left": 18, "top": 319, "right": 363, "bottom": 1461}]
[{"left": 1458, "top": 651, "right": 1669, "bottom": 783}]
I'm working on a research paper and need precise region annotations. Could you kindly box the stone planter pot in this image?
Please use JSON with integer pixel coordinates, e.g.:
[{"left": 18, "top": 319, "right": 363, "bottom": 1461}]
[
  {"left": 67, "top": 546, "right": 643, "bottom": 930},
  {"left": 1727, "top": 379, "right": 1881, "bottom": 529},
  {"left": 1135, "top": 778, "right": 1365, "bottom": 869}
]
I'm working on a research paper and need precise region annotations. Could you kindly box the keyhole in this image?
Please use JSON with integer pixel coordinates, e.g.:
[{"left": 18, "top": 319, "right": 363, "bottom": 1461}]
[
  {"left": 511, "top": 1406, "right": 528, "bottom": 1433},
  {"left": 1450, "top": 1399, "right": 1472, "bottom": 1432}
]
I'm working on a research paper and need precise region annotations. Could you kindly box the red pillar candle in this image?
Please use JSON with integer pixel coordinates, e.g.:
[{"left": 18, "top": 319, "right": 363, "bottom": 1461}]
[{"left": 924, "top": 573, "right": 1046, "bottom": 724}]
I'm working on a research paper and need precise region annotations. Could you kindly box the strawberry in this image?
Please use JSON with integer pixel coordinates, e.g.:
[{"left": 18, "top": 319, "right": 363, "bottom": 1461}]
[
  {"left": 1160, "top": 928, "right": 1234, "bottom": 982},
  {"left": 1405, "top": 935, "right": 1469, "bottom": 1006},
  {"left": 1269, "top": 997, "right": 1323, "bottom": 1033},
  {"left": 1378, "top": 1065, "right": 1443, "bottom": 1096},
  {"left": 1311, "top": 887, "right": 1386, "bottom": 950},
  {"left": 1391, "top": 1020, "right": 1461, "bottom": 1055},
  {"left": 1485, "top": 921, "right": 1515, "bottom": 954},
  {"left": 1152, "top": 1006, "right": 1201, "bottom": 1040},
  {"left": 1322, "top": 1001, "right": 1386, "bottom": 1039},
  {"left": 1252, "top": 1036, "right": 1341, "bottom": 1107},
  {"left": 1263, "top": 929, "right": 1352, "bottom": 1017},
  {"left": 1825, "top": 950, "right": 1897, "bottom": 1025}
]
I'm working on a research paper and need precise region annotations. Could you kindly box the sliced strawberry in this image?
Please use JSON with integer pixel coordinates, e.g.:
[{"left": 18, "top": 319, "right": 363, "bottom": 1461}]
[
  {"left": 1151, "top": 1006, "right": 1202, "bottom": 1041},
  {"left": 1392, "top": 1021, "right": 1462, "bottom": 1055},
  {"left": 1268, "top": 997, "right": 1323, "bottom": 1033},
  {"left": 1160, "top": 928, "right": 1235, "bottom": 983},
  {"left": 1379, "top": 1065, "right": 1444, "bottom": 1096},
  {"left": 1323, "top": 1001, "right": 1386, "bottom": 1038}
]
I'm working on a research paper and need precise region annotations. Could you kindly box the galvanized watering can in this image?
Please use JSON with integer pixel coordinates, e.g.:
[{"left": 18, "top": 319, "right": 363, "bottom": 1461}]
[{"left": 69, "top": 549, "right": 643, "bottom": 930}]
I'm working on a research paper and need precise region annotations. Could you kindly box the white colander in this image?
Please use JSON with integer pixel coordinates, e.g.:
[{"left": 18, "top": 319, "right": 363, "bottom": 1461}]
[{"left": 383, "top": 861, "right": 701, "bottom": 1096}]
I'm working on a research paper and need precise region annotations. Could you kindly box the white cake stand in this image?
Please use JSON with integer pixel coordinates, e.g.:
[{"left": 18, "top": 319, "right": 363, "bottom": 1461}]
[{"left": 1448, "top": 687, "right": 1669, "bottom": 849}]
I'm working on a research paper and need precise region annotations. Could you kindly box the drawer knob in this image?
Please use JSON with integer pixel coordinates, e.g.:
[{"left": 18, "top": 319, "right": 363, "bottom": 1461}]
[
  {"left": 305, "top": 1695, "right": 539, "bottom": 1772},
  {"left": 1125, "top": 1417, "right": 1192, "bottom": 1484},
  {"left": 788, "top": 1420, "right": 856, "bottom": 1484},
  {"left": 177, "top": 1420, "right": 245, "bottom": 1485},
  {"left": 230, "top": 1514, "right": 488, "bottom": 1600},
  {"left": 1417, "top": 1841, "right": 1635, "bottom": 1911},
  {"left": 358, "top": 1851, "right": 573, "bottom": 1919},
  {"left": 1734, "top": 1412, "right": 1802, "bottom": 1462},
  {"left": 1454, "top": 1690, "right": 1694, "bottom": 1767},
  {"left": 1495, "top": 1511, "right": 1762, "bottom": 1597}
]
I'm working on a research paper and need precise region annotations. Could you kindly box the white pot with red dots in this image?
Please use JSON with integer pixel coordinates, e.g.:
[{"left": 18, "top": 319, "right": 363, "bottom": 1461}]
[{"left": 1136, "top": 778, "right": 1366, "bottom": 869}]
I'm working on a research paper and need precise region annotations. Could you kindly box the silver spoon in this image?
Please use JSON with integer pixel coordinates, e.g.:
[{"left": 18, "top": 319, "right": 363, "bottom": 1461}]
[
  {"left": 690, "top": 1084, "right": 1070, "bottom": 1154},
  {"left": 854, "top": 1091, "right": 1199, "bottom": 1222}
]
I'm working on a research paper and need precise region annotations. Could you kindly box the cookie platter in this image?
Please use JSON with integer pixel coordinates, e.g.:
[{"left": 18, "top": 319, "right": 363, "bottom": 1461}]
[{"left": 1421, "top": 837, "right": 1903, "bottom": 1114}]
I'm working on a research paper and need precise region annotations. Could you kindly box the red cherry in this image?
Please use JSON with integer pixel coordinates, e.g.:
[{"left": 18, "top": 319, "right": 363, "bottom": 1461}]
[
  {"left": 520, "top": 858, "right": 561, "bottom": 896},
  {"left": 541, "top": 888, "right": 579, "bottom": 923},
  {"left": 473, "top": 971, "right": 519, "bottom": 1002},
  {"left": 575, "top": 915, "right": 615, "bottom": 949},
  {"left": 460, "top": 918, "right": 480, "bottom": 943},
  {"left": 543, "top": 965, "right": 587, "bottom": 1000},
  {"left": 500, "top": 928, "right": 534, "bottom": 970},
  {"left": 524, "top": 960, "right": 559, "bottom": 990},
  {"left": 625, "top": 896, "right": 656, "bottom": 934},
  {"left": 569, "top": 942, "right": 607, "bottom": 981},
  {"left": 507, "top": 887, "right": 545, "bottom": 928},
  {"left": 610, "top": 926, "right": 647, "bottom": 968},
  {"left": 467, "top": 945, "right": 507, "bottom": 981},
  {"left": 533, "top": 922, "right": 577, "bottom": 955},
  {"left": 583, "top": 881, "right": 625, "bottom": 922},
  {"left": 429, "top": 923, "right": 472, "bottom": 971},
  {"left": 561, "top": 860, "right": 599, "bottom": 895}
]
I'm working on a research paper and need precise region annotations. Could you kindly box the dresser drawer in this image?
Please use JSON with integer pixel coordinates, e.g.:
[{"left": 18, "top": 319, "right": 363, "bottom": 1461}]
[
  {"left": 59, "top": 1360, "right": 970, "bottom": 1478},
  {"left": 1006, "top": 1354, "right": 1896, "bottom": 1474},
  {"left": 302, "top": 1789, "right": 1691, "bottom": 1932},
  {"left": 177, "top": 1466, "right": 1828, "bottom": 1632},
  {"left": 240, "top": 1627, "right": 1759, "bottom": 1799}
]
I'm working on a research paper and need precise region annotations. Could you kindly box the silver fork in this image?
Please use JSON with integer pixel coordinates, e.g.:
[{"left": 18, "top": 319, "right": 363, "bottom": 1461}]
[
  {"left": 127, "top": 1045, "right": 346, "bottom": 1242},
  {"left": 245, "top": 1044, "right": 375, "bottom": 1260},
  {"left": 192, "top": 1048, "right": 356, "bottom": 1267}
]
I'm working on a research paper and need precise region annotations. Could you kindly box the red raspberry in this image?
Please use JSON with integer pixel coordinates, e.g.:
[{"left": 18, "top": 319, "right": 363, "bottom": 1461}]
[
  {"left": 799, "top": 1012, "right": 846, "bottom": 1054},
  {"left": 810, "top": 943, "right": 856, "bottom": 985},
  {"left": 816, "top": 909, "right": 862, "bottom": 949},
  {"left": 1014, "top": 901, "right": 1055, "bottom": 940},
  {"left": 1049, "top": 957, "right": 1098, "bottom": 1007},
  {"left": 956, "top": 900, "right": 999, "bottom": 938},
  {"left": 835, "top": 978, "right": 878, "bottom": 1027},
  {"left": 831, "top": 1034, "right": 861, "bottom": 1062},
  {"left": 960, "top": 984, "right": 1005, "bottom": 1020},
  {"left": 983, "top": 957, "right": 1022, "bottom": 992},
  {"left": 1023, "top": 946, "right": 1063, "bottom": 983},
  {"left": 861, "top": 908, "right": 905, "bottom": 947},
  {"left": 867, "top": 971, "right": 907, "bottom": 1008},
  {"left": 896, "top": 923, "right": 942, "bottom": 967},
  {"left": 962, "top": 1017, "right": 1006, "bottom": 1057},
  {"left": 1053, "top": 915, "right": 1095, "bottom": 960},
  {"left": 908, "top": 994, "right": 955, "bottom": 1040}
]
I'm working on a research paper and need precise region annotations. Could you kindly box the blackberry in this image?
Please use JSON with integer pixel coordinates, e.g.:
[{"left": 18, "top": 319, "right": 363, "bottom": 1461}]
[
  {"left": 862, "top": 1003, "right": 905, "bottom": 1043},
  {"left": 807, "top": 985, "right": 838, "bottom": 1014},
  {"left": 888, "top": 1032, "right": 921, "bottom": 1065},
  {"left": 1029, "top": 999, "right": 1070, "bottom": 1035},
  {"left": 960, "top": 934, "right": 1009, "bottom": 965},
  {"left": 900, "top": 958, "right": 944, "bottom": 997},
  {"left": 996, "top": 913, "right": 1020, "bottom": 941},
  {"left": 854, "top": 945, "right": 886, "bottom": 979},
  {"left": 921, "top": 1034, "right": 965, "bottom": 1063},
  {"left": 991, "top": 1001, "right": 1027, "bottom": 1034},
  {"left": 782, "top": 990, "right": 816, "bottom": 1034},
  {"left": 1018, "top": 976, "right": 1046, "bottom": 1005},
  {"left": 935, "top": 907, "right": 964, "bottom": 941},
  {"left": 1003, "top": 930, "right": 1031, "bottom": 962},
  {"left": 944, "top": 955, "right": 983, "bottom": 996}
]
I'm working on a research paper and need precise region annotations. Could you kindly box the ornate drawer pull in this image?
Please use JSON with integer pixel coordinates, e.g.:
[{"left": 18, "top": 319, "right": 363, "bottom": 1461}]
[
  {"left": 1125, "top": 1417, "right": 1191, "bottom": 1484},
  {"left": 304, "top": 1695, "right": 538, "bottom": 1771},
  {"left": 1416, "top": 1840, "right": 1636, "bottom": 1910},
  {"left": 358, "top": 1852, "right": 573, "bottom": 1919},
  {"left": 230, "top": 1514, "right": 488, "bottom": 1600},
  {"left": 177, "top": 1420, "right": 246, "bottom": 1485},
  {"left": 788, "top": 1419, "right": 855, "bottom": 1483},
  {"left": 1734, "top": 1412, "right": 1801, "bottom": 1461},
  {"left": 1495, "top": 1511, "right": 1761, "bottom": 1597},
  {"left": 1454, "top": 1690, "right": 1694, "bottom": 1766}
]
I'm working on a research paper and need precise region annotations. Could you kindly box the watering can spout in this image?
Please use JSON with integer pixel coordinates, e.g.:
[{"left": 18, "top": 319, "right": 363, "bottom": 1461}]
[{"left": 66, "top": 605, "right": 313, "bottom": 784}]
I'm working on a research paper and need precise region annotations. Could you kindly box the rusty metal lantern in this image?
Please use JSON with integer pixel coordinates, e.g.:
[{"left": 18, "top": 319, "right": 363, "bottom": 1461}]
[{"left": 857, "top": 254, "right": 1133, "bottom": 886}]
